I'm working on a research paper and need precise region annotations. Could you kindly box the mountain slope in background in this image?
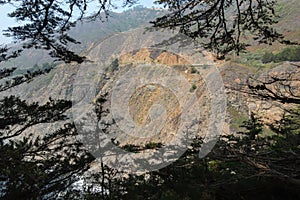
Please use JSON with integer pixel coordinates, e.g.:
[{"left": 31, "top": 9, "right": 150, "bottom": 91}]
[
  {"left": 0, "top": 3, "right": 299, "bottom": 139},
  {"left": 0, "top": 7, "right": 164, "bottom": 69}
]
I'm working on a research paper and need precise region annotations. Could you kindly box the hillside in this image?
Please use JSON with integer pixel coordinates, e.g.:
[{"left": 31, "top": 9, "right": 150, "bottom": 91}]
[
  {"left": 232, "top": 0, "right": 300, "bottom": 66},
  {"left": 0, "top": 7, "right": 164, "bottom": 70},
  {"left": 1, "top": 3, "right": 299, "bottom": 138},
  {"left": 2, "top": 0, "right": 299, "bottom": 69},
  {"left": 1, "top": 2, "right": 299, "bottom": 198}
]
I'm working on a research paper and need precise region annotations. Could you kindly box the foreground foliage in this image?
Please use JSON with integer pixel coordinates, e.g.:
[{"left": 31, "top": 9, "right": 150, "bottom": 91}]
[{"left": 0, "top": 66, "right": 94, "bottom": 199}]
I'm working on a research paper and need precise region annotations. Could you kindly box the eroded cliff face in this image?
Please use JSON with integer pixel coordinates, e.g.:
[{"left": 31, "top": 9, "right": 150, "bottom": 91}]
[
  {"left": 89, "top": 47, "right": 214, "bottom": 146},
  {"left": 2, "top": 29, "right": 299, "bottom": 147}
]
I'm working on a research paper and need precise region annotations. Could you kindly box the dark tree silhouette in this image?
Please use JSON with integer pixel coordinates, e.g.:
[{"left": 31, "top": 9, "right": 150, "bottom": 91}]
[
  {"left": 0, "top": 0, "right": 136, "bottom": 63},
  {"left": 0, "top": 96, "right": 95, "bottom": 199},
  {"left": 0, "top": 66, "right": 54, "bottom": 92},
  {"left": 0, "top": 57, "right": 94, "bottom": 199}
]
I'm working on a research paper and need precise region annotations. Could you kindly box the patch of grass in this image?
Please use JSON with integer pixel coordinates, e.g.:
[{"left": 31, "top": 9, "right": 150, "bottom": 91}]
[
  {"left": 261, "top": 46, "right": 300, "bottom": 63},
  {"left": 231, "top": 50, "right": 281, "bottom": 71}
]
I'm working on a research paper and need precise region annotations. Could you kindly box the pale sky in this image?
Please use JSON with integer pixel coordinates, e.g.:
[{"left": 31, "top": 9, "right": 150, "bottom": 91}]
[
  {"left": 0, "top": 0, "right": 158, "bottom": 44},
  {"left": 0, "top": 4, "right": 18, "bottom": 44}
]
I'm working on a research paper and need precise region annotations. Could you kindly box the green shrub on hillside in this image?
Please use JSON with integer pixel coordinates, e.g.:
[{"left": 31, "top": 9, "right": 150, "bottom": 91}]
[{"left": 262, "top": 46, "right": 300, "bottom": 63}]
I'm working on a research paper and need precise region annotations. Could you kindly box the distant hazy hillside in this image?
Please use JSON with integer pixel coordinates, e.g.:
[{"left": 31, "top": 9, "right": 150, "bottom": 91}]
[
  {"left": 276, "top": 0, "right": 300, "bottom": 40},
  {"left": 252, "top": 0, "right": 300, "bottom": 48},
  {"left": 1, "top": 7, "right": 164, "bottom": 69},
  {"left": 70, "top": 7, "right": 164, "bottom": 49},
  {"left": 1, "top": 0, "right": 299, "bottom": 69}
]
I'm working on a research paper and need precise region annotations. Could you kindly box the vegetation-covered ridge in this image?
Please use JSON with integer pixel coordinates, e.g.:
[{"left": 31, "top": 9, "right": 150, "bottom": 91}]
[{"left": 0, "top": 1, "right": 299, "bottom": 199}]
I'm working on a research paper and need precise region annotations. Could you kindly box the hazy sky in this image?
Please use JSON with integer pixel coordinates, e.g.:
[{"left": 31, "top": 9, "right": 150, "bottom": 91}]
[
  {"left": 0, "top": 4, "right": 18, "bottom": 44},
  {"left": 0, "top": 0, "right": 158, "bottom": 44}
]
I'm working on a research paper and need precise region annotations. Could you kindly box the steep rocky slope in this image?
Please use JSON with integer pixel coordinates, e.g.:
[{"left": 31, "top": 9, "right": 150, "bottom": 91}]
[{"left": 1, "top": 3, "right": 300, "bottom": 147}]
